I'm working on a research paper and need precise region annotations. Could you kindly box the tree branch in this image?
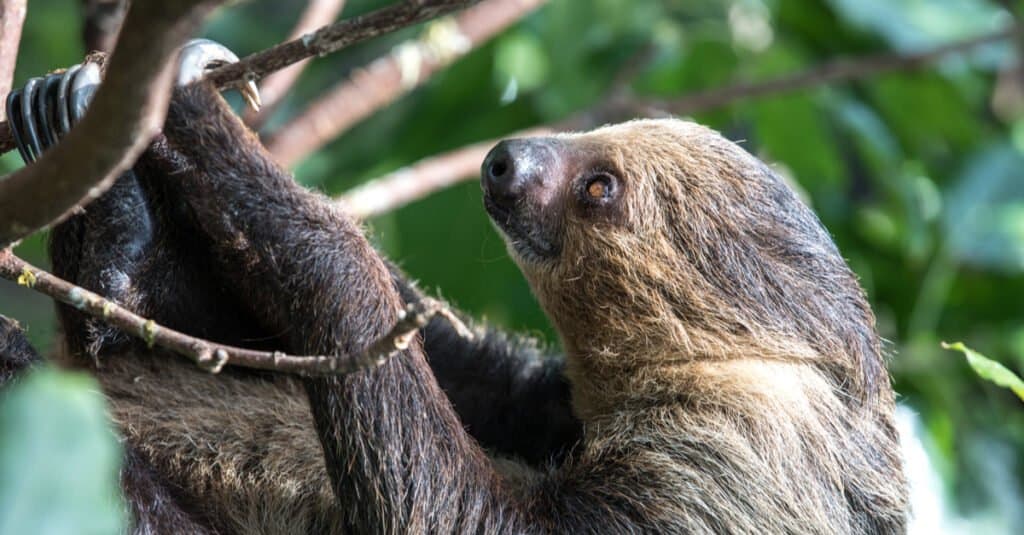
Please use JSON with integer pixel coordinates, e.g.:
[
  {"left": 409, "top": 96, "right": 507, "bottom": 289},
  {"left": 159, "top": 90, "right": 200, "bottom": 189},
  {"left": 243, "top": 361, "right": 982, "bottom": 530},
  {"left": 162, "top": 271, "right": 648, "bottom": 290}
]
[
  {"left": 0, "top": 1, "right": 222, "bottom": 249},
  {"left": 338, "top": 127, "right": 550, "bottom": 218},
  {"left": 265, "top": 0, "right": 546, "bottom": 167},
  {"left": 243, "top": 0, "right": 348, "bottom": 129},
  {"left": 0, "top": 0, "right": 27, "bottom": 122},
  {"left": 335, "top": 26, "right": 1019, "bottom": 216},
  {"left": 0, "top": 250, "right": 470, "bottom": 376},
  {"left": 204, "top": 0, "right": 479, "bottom": 89}
]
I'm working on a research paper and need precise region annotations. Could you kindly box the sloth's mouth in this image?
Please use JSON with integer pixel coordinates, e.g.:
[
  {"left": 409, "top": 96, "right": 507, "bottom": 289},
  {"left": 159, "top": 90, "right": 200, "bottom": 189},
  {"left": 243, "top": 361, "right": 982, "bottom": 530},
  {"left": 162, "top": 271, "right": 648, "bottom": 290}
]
[{"left": 483, "top": 195, "right": 559, "bottom": 263}]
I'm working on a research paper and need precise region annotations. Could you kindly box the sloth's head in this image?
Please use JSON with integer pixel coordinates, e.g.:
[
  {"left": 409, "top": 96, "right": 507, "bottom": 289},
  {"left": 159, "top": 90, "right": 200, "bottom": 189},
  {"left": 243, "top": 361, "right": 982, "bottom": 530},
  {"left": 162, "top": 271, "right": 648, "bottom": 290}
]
[{"left": 482, "top": 119, "right": 884, "bottom": 406}]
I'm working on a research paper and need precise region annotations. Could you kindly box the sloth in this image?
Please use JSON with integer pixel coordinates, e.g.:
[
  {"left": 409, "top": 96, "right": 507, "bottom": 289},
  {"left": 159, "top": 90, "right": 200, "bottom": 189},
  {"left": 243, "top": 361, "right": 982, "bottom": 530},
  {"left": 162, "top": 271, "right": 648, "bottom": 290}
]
[{"left": 0, "top": 44, "right": 907, "bottom": 534}]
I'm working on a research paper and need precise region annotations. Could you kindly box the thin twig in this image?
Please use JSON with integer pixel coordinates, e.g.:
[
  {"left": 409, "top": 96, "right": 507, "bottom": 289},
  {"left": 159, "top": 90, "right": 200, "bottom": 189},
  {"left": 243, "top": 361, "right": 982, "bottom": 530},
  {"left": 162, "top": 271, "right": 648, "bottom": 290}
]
[
  {"left": 334, "top": 27, "right": 1019, "bottom": 216},
  {"left": 266, "top": 0, "right": 546, "bottom": 167},
  {"left": 0, "top": 0, "right": 27, "bottom": 122},
  {"left": 205, "top": 0, "right": 478, "bottom": 89},
  {"left": 0, "top": 250, "right": 471, "bottom": 376},
  {"left": 244, "top": 0, "right": 348, "bottom": 129}
]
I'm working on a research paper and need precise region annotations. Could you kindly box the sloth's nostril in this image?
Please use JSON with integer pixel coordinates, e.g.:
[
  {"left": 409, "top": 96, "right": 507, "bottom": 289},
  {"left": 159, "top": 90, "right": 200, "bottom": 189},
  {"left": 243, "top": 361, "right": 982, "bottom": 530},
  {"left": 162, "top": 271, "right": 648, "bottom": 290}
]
[{"left": 489, "top": 161, "right": 508, "bottom": 178}]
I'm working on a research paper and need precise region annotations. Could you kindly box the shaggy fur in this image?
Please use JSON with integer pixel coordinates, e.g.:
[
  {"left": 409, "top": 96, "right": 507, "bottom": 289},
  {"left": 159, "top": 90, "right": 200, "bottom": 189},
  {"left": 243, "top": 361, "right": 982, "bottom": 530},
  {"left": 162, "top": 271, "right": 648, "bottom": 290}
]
[{"left": 0, "top": 83, "right": 908, "bottom": 533}]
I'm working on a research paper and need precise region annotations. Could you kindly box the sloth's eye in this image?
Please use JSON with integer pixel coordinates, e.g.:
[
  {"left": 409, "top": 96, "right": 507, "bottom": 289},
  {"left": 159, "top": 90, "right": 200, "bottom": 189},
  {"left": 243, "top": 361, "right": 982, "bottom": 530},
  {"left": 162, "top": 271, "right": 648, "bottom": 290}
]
[
  {"left": 587, "top": 179, "right": 609, "bottom": 199},
  {"left": 582, "top": 173, "right": 617, "bottom": 203}
]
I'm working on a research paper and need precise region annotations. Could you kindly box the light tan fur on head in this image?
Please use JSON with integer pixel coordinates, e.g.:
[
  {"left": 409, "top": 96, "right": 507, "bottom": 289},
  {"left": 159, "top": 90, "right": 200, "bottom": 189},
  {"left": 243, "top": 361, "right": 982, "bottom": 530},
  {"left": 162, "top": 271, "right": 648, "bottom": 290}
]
[
  {"left": 503, "top": 119, "right": 888, "bottom": 421},
  {"left": 491, "top": 119, "right": 907, "bottom": 531}
]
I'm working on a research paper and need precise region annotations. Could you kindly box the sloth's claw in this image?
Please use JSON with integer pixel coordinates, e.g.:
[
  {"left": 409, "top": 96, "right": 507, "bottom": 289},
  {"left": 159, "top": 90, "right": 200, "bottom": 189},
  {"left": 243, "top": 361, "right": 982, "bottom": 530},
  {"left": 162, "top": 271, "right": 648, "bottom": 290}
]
[
  {"left": 178, "top": 38, "right": 261, "bottom": 112},
  {"left": 57, "top": 64, "right": 82, "bottom": 135},
  {"left": 8, "top": 39, "right": 258, "bottom": 165},
  {"left": 6, "top": 89, "right": 30, "bottom": 164},
  {"left": 68, "top": 63, "right": 101, "bottom": 124},
  {"left": 19, "top": 77, "right": 44, "bottom": 162},
  {"left": 36, "top": 73, "right": 63, "bottom": 149}
]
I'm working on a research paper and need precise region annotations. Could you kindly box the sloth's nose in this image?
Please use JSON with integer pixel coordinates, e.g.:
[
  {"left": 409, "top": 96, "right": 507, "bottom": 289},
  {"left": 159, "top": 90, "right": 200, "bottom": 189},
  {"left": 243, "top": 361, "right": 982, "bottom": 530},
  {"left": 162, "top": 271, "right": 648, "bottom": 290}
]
[{"left": 482, "top": 138, "right": 559, "bottom": 210}]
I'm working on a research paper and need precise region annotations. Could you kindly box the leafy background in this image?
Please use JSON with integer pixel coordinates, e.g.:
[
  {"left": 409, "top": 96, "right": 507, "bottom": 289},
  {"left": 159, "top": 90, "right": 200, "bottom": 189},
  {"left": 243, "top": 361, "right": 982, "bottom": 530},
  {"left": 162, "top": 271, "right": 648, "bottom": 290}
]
[{"left": 1, "top": 0, "right": 1022, "bottom": 532}]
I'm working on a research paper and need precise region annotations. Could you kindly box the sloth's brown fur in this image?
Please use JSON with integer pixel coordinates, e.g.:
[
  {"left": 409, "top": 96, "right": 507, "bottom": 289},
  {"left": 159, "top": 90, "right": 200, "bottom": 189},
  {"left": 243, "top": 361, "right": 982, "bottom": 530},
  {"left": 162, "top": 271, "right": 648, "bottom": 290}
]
[{"left": 53, "top": 112, "right": 907, "bottom": 533}]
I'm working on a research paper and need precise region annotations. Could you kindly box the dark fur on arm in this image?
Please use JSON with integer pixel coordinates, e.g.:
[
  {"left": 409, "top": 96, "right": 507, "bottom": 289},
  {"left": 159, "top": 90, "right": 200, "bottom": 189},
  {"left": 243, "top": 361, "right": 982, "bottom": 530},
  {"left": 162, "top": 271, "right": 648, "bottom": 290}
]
[
  {"left": 154, "top": 83, "right": 522, "bottom": 532},
  {"left": 48, "top": 163, "right": 272, "bottom": 534},
  {"left": 389, "top": 270, "right": 582, "bottom": 466}
]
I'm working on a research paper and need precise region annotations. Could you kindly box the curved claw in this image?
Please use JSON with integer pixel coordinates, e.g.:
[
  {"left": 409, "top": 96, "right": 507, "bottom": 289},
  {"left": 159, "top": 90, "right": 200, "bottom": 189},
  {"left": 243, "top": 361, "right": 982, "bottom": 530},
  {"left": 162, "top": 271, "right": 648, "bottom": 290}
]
[
  {"left": 69, "top": 63, "right": 101, "bottom": 124},
  {"left": 178, "top": 38, "right": 261, "bottom": 112},
  {"left": 6, "top": 89, "right": 31, "bottom": 163},
  {"left": 20, "top": 77, "right": 44, "bottom": 162},
  {"left": 57, "top": 64, "right": 82, "bottom": 135},
  {"left": 8, "top": 39, "right": 258, "bottom": 166},
  {"left": 7, "top": 64, "right": 99, "bottom": 165},
  {"left": 36, "top": 73, "right": 63, "bottom": 150}
]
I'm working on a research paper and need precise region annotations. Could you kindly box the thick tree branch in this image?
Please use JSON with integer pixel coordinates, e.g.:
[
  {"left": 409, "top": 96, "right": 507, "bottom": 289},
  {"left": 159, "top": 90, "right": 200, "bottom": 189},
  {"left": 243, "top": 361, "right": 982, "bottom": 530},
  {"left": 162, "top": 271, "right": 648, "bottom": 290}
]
[
  {"left": 266, "top": 0, "right": 545, "bottom": 167},
  {"left": 0, "top": 250, "right": 469, "bottom": 376},
  {"left": 81, "top": 0, "right": 127, "bottom": 53},
  {"left": 244, "top": 0, "right": 348, "bottom": 128},
  {"left": 336, "top": 26, "right": 1019, "bottom": 216},
  {"left": 205, "top": 0, "right": 478, "bottom": 89},
  {"left": 0, "top": 0, "right": 27, "bottom": 122},
  {"left": 0, "top": 1, "right": 222, "bottom": 249}
]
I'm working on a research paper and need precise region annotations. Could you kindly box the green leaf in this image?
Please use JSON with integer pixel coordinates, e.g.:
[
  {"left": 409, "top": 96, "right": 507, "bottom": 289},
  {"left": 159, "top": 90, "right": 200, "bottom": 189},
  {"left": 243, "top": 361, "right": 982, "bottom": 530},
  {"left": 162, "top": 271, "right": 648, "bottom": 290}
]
[
  {"left": 0, "top": 366, "right": 126, "bottom": 535},
  {"left": 942, "top": 341, "right": 1024, "bottom": 402}
]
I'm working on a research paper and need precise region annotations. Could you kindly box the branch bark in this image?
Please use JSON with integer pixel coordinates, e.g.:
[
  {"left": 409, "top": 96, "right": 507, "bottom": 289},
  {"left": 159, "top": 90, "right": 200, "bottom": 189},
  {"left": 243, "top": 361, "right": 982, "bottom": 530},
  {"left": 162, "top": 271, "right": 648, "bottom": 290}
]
[
  {"left": 0, "top": 250, "right": 470, "bottom": 376},
  {"left": 335, "top": 26, "right": 1019, "bottom": 216},
  {"left": 205, "top": 0, "right": 479, "bottom": 89},
  {"left": 266, "top": 0, "right": 546, "bottom": 167},
  {"left": 243, "top": 0, "right": 348, "bottom": 129},
  {"left": 0, "top": 1, "right": 222, "bottom": 249},
  {"left": 0, "top": 0, "right": 27, "bottom": 122}
]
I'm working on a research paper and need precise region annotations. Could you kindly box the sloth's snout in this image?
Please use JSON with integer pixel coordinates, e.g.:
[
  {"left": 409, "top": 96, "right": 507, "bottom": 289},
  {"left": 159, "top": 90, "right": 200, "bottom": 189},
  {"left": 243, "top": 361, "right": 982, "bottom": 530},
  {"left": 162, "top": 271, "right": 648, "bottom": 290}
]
[{"left": 482, "top": 138, "right": 561, "bottom": 212}]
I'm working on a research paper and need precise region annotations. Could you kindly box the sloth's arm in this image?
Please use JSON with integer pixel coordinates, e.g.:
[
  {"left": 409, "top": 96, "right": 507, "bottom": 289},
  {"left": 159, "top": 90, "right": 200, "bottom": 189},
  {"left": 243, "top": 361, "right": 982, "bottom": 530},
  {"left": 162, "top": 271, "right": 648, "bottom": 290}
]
[
  {"left": 389, "top": 271, "right": 581, "bottom": 465},
  {"left": 153, "top": 83, "right": 524, "bottom": 530}
]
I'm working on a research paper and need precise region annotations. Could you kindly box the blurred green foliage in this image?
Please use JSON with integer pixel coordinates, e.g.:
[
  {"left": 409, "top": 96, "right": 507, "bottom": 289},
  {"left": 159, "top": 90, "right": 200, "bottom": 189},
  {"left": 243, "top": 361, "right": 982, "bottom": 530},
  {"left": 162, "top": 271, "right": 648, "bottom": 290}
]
[
  {"left": 0, "top": 367, "right": 125, "bottom": 534},
  {"left": 1, "top": 0, "right": 1023, "bottom": 529}
]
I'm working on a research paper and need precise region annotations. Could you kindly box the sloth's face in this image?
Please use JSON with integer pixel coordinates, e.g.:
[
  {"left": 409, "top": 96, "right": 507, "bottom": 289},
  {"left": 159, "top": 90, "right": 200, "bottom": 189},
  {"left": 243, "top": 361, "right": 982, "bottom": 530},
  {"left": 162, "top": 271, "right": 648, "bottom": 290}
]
[
  {"left": 480, "top": 130, "right": 634, "bottom": 269},
  {"left": 481, "top": 119, "right": 853, "bottom": 361},
  {"left": 480, "top": 119, "right": 719, "bottom": 274}
]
